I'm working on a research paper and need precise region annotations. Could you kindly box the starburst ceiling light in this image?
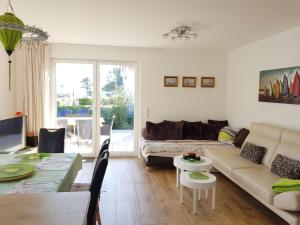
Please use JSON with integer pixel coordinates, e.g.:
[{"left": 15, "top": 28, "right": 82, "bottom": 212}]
[
  {"left": 0, "top": 0, "right": 49, "bottom": 90},
  {"left": 163, "top": 25, "right": 197, "bottom": 41}
]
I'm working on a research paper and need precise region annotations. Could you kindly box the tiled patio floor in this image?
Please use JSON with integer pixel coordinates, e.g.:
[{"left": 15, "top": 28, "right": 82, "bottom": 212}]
[{"left": 65, "top": 129, "right": 134, "bottom": 154}]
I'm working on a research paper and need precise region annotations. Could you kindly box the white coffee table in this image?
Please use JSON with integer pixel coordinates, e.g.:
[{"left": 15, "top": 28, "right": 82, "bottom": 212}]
[
  {"left": 173, "top": 155, "right": 213, "bottom": 188},
  {"left": 180, "top": 171, "right": 216, "bottom": 214}
]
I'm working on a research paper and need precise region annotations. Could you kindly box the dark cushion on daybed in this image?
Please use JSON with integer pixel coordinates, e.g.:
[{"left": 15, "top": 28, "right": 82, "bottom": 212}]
[
  {"left": 142, "top": 121, "right": 167, "bottom": 140},
  {"left": 163, "top": 120, "right": 184, "bottom": 140},
  {"left": 208, "top": 120, "right": 229, "bottom": 132},
  {"left": 182, "top": 121, "right": 203, "bottom": 140}
]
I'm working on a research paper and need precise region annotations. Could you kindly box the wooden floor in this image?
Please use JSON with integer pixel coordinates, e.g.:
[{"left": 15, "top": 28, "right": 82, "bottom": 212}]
[{"left": 75, "top": 157, "right": 288, "bottom": 225}]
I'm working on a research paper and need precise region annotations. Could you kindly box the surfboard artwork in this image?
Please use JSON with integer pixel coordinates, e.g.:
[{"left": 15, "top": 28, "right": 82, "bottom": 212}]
[{"left": 259, "top": 66, "right": 300, "bottom": 105}]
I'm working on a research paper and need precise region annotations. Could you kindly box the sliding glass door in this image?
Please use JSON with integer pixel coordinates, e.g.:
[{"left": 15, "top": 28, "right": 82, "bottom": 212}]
[
  {"left": 51, "top": 60, "right": 138, "bottom": 157},
  {"left": 99, "top": 63, "right": 136, "bottom": 155},
  {"left": 53, "top": 61, "right": 96, "bottom": 157}
]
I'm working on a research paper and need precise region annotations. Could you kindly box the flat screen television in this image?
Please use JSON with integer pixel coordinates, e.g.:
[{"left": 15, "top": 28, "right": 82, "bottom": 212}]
[{"left": 0, "top": 116, "right": 26, "bottom": 153}]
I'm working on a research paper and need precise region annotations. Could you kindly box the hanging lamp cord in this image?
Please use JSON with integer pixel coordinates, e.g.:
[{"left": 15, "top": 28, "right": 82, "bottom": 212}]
[{"left": 8, "top": 0, "right": 15, "bottom": 14}]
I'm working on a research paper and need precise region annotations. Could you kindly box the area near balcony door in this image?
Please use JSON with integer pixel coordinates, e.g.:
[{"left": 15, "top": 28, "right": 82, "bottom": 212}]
[{"left": 53, "top": 61, "right": 137, "bottom": 157}]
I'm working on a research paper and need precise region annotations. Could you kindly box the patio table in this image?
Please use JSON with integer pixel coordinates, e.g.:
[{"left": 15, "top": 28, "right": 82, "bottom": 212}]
[{"left": 0, "top": 153, "right": 82, "bottom": 194}]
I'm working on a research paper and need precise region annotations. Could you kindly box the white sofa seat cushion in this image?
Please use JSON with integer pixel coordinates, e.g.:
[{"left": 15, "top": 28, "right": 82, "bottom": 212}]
[
  {"left": 232, "top": 167, "right": 281, "bottom": 204},
  {"left": 204, "top": 147, "right": 258, "bottom": 176},
  {"left": 274, "top": 191, "right": 300, "bottom": 211}
]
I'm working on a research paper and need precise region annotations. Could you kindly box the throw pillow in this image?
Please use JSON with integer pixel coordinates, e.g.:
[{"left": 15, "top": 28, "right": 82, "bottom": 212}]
[
  {"left": 271, "top": 154, "right": 300, "bottom": 180},
  {"left": 144, "top": 121, "right": 167, "bottom": 140},
  {"left": 233, "top": 128, "right": 250, "bottom": 148},
  {"left": 240, "top": 142, "right": 266, "bottom": 164},
  {"left": 182, "top": 121, "right": 203, "bottom": 140},
  {"left": 208, "top": 120, "right": 229, "bottom": 132},
  {"left": 163, "top": 120, "right": 184, "bottom": 140},
  {"left": 218, "top": 126, "right": 238, "bottom": 143},
  {"left": 201, "top": 123, "right": 218, "bottom": 140}
]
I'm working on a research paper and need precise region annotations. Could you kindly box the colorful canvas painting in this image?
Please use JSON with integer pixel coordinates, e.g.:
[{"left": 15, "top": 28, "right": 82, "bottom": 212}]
[{"left": 259, "top": 66, "right": 300, "bottom": 105}]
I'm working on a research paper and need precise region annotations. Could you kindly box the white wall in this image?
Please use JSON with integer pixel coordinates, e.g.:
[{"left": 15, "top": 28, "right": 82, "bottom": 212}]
[
  {"left": 227, "top": 27, "right": 300, "bottom": 131},
  {"left": 50, "top": 44, "right": 228, "bottom": 130},
  {"left": 0, "top": 48, "right": 16, "bottom": 120}
]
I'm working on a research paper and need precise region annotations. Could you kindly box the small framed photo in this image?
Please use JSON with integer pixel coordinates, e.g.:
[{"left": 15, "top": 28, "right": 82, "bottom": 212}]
[
  {"left": 164, "top": 76, "right": 178, "bottom": 87},
  {"left": 201, "top": 77, "right": 215, "bottom": 88},
  {"left": 182, "top": 77, "right": 196, "bottom": 88}
]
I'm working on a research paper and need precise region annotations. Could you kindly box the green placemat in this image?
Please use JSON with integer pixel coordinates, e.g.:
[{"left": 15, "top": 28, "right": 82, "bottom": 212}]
[
  {"left": 181, "top": 158, "right": 205, "bottom": 164},
  {"left": 189, "top": 172, "right": 209, "bottom": 180},
  {"left": 15, "top": 153, "right": 50, "bottom": 163},
  {"left": 0, "top": 163, "right": 35, "bottom": 181}
]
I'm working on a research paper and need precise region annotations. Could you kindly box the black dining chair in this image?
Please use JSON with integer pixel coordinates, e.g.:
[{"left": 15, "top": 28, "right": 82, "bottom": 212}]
[
  {"left": 71, "top": 138, "right": 110, "bottom": 192},
  {"left": 38, "top": 128, "right": 65, "bottom": 153},
  {"left": 87, "top": 151, "right": 109, "bottom": 225}
]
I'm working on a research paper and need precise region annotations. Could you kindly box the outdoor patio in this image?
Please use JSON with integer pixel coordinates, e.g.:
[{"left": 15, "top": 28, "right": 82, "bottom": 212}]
[{"left": 64, "top": 129, "right": 134, "bottom": 154}]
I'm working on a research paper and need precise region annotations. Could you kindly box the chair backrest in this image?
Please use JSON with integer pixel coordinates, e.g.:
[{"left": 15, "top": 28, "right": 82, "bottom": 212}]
[
  {"left": 100, "top": 115, "right": 115, "bottom": 136},
  {"left": 91, "top": 138, "right": 110, "bottom": 178},
  {"left": 38, "top": 128, "right": 65, "bottom": 153},
  {"left": 100, "top": 138, "right": 110, "bottom": 155},
  {"left": 100, "top": 123, "right": 111, "bottom": 136},
  {"left": 87, "top": 151, "right": 109, "bottom": 225}
]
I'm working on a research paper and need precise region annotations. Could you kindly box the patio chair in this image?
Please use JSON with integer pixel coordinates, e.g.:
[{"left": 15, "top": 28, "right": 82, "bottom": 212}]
[{"left": 100, "top": 115, "right": 115, "bottom": 137}]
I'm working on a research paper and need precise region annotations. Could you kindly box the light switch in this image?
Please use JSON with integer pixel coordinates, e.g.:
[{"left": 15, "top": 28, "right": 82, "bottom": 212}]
[{"left": 146, "top": 107, "right": 150, "bottom": 119}]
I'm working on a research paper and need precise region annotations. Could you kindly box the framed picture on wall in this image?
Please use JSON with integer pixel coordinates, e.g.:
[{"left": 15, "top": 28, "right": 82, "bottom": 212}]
[
  {"left": 182, "top": 77, "right": 196, "bottom": 88},
  {"left": 201, "top": 77, "right": 215, "bottom": 88},
  {"left": 259, "top": 66, "right": 300, "bottom": 105},
  {"left": 164, "top": 76, "right": 178, "bottom": 87}
]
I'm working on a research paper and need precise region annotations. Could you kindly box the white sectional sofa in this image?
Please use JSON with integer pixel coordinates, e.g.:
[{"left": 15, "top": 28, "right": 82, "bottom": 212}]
[{"left": 204, "top": 123, "right": 300, "bottom": 225}]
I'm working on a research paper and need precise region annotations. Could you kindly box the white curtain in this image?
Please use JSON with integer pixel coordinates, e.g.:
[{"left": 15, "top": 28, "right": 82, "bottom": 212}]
[{"left": 23, "top": 43, "right": 48, "bottom": 137}]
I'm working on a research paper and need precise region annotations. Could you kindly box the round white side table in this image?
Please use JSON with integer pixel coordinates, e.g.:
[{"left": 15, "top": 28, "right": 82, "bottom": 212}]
[
  {"left": 173, "top": 155, "right": 213, "bottom": 188},
  {"left": 180, "top": 171, "right": 216, "bottom": 214}
]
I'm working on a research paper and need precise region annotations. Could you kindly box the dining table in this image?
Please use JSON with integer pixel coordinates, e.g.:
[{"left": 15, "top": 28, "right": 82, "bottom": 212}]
[
  {"left": 0, "top": 153, "right": 82, "bottom": 194},
  {"left": 0, "top": 191, "right": 90, "bottom": 225}
]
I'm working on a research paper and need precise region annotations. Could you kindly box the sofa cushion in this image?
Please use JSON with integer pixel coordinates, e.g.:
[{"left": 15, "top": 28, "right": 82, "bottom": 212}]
[
  {"left": 163, "top": 120, "right": 184, "bottom": 140},
  {"left": 273, "top": 129, "right": 300, "bottom": 162},
  {"left": 249, "top": 123, "right": 283, "bottom": 141},
  {"left": 232, "top": 167, "right": 281, "bottom": 204},
  {"left": 243, "top": 123, "right": 283, "bottom": 168},
  {"left": 273, "top": 191, "right": 300, "bottom": 211},
  {"left": 182, "top": 121, "right": 203, "bottom": 140},
  {"left": 144, "top": 121, "right": 167, "bottom": 140},
  {"left": 218, "top": 126, "right": 237, "bottom": 143},
  {"left": 202, "top": 123, "right": 218, "bottom": 140},
  {"left": 208, "top": 120, "right": 228, "bottom": 132},
  {"left": 271, "top": 154, "right": 300, "bottom": 180},
  {"left": 204, "top": 147, "right": 258, "bottom": 176},
  {"left": 240, "top": 142, "right": 266, "bottom": 164},
  {"left": 233, "top": 128, "right": 250, "bottom": 148}
]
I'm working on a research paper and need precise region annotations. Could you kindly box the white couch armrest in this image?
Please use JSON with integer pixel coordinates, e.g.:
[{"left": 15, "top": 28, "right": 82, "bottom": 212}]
[{"left": 273, "top": 191, "right": 300, "bottom": 211}]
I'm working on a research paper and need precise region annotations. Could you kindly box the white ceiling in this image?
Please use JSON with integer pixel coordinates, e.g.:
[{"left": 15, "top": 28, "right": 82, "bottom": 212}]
[{"left": 3, "top": 0, "right": 300, "bottom": 51}]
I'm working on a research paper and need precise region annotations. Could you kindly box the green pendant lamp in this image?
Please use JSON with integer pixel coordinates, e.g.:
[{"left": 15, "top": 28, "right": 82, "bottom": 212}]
[
  {"left": 0, "top": 11, "right": 23, "bottom": 90},
  {"left": 0, "top": 0, "right": 48, "bottom": 91}
]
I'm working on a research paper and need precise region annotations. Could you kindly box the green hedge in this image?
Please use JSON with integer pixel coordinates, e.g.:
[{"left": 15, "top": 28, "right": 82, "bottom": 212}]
[{"left": 78, "top": 98, "right": 92, "bottom": 106}]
